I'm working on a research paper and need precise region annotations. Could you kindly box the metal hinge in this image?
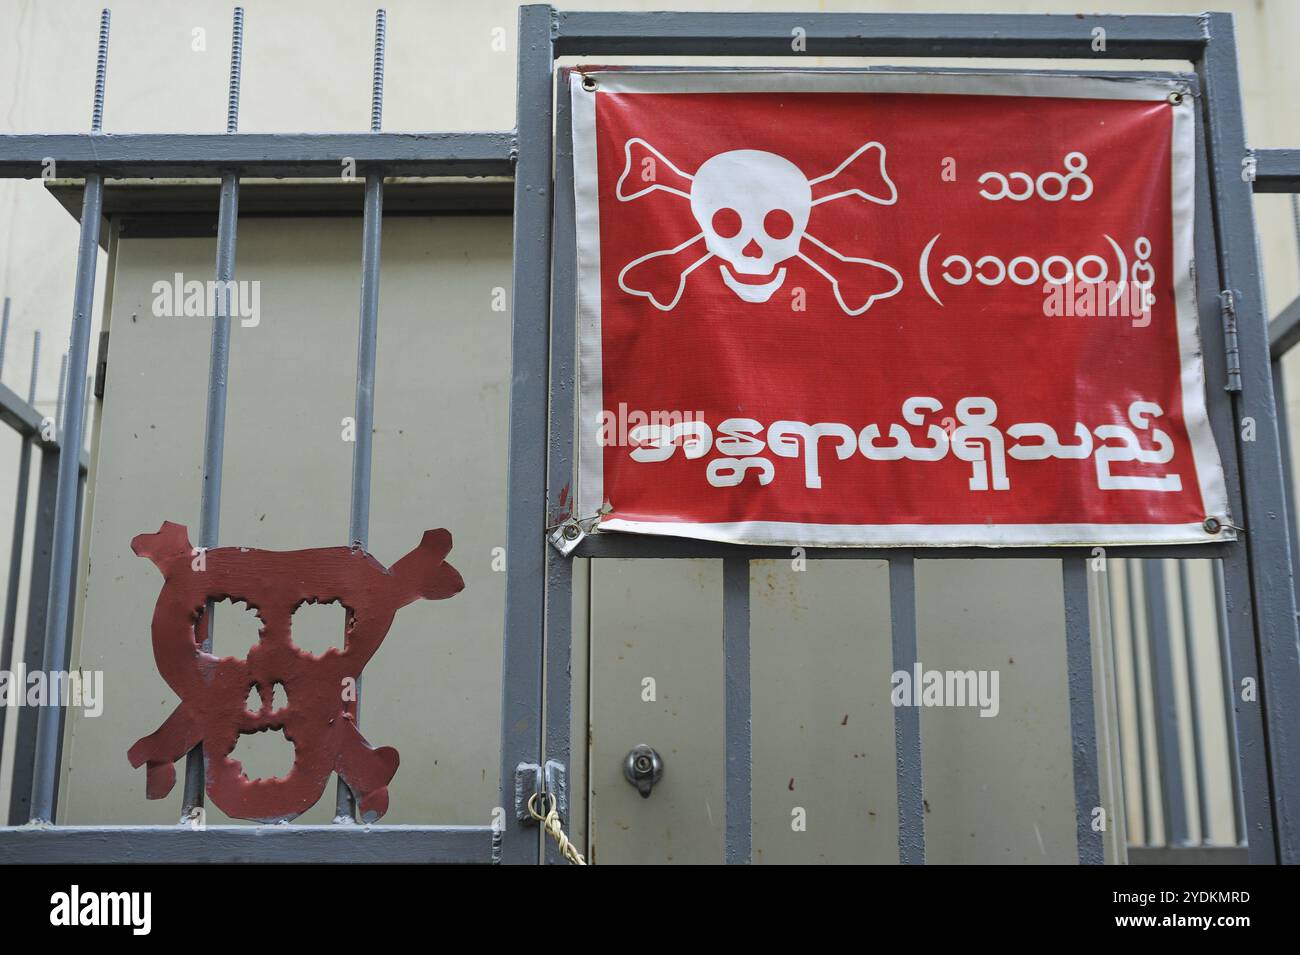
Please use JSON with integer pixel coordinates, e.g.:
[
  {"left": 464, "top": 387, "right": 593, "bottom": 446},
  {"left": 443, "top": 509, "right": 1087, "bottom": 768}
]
[
  {"left": 94, "top": 329, "right": 109, "bottom": 399},
  {"left": 1220, "top": 289, "right": 1241, "bottom": 393},
  {"left": 514, "top": 759, "right": 567, "bottom": 826}
]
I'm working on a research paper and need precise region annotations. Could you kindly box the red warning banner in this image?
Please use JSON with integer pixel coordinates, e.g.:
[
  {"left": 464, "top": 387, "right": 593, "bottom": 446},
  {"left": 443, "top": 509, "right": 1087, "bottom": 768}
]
[{"left": 571, "top": 71, "right": 1230, "bottom": 547}]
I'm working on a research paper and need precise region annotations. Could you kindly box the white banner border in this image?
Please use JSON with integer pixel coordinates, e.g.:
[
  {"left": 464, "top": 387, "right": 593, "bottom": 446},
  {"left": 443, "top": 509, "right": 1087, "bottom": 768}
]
[{"left": 571, "top": 69, "right": 1232, "bottom": 548}]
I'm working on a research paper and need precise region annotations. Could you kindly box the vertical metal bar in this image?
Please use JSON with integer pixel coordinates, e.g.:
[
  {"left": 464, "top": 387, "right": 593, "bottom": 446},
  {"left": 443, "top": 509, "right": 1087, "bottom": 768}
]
[
  {"left": 542, "top": 68, "right": 576, "bottom": 865},
  {"left": 498, "top": 2, "right": 553, "bottom": 865},
  {"left": 1176, "top": 561, "right": 1212, "bottom": 843},
  {"left": 1103, "top": 560, "right": 1132, "bottom": 827},
  {"left": 27, "top": 8, "right": 110, "bottom": 824},
  {"left": 1123, "top": 559, "right": 1153, "bottom": 843},
  {"left": 54, "top": 354, "right": 67, "bottom": 432},
  {"left": 889, "top": 553, "right": 924, "bottom": 864},
  {"left": 0, "top": 296, "right": 10, "bottom": 380},
  {"left": 0, "top": 339, "right": 38, "bottom": 759},
  {"left": 8, "top": 444, "right": 58, "bottom": 824},
  {"left": 1272, "top": 360, "right": 1300, "bottom": 610},
  {"left": 27, "top": 332, "right": 39, "bottom": 406},
  {"left": 1094, "top": 558, "right": 1128, "bottom": 860},
  {"left": 182, "top": 6, "right": 243, "bottom": 820},
  {"left": 334, "top": 5, "right": 387, "bottom": 826},
  {"left": 1189, "top": 102, "right": 1272, "bottom": 860},
  {"left": 1199, "top": 11, "right": 1300, "bottom": 863},
  {"left": 82, "top": 375, "right": 92, "bottom": 431},
  {"left": 1291, "top": 195, "right": 1300, "bottom": 267},
  {"left": 1063, "top": 556, "right": 1104, "bottom": 864},
  {"left": 722, "top": 556, "right": 751, "bottom": 864},
  {"left": 49, "top": 467, "right": 87, "bottom": 817},
  {"left": 1141, "top": 559, "right": 1188, "bottom": 845},
  {"left": 1213, "top": 559, "right": 1248, "bottom": 844}
]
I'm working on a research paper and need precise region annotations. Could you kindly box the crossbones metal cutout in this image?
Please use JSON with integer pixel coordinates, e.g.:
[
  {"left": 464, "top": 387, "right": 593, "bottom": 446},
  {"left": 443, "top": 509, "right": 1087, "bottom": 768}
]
[
  {"left": 615, "top": 137, "right": 904, "bottom": 315},
  {"left": 127, "top": 522, "right": 464, "bottom": 823}
]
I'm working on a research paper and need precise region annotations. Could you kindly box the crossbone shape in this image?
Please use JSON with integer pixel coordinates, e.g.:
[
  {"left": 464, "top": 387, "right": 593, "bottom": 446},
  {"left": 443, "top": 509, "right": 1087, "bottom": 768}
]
[{"left": 616, "top": 137, "right": 904, "bottom": 315}]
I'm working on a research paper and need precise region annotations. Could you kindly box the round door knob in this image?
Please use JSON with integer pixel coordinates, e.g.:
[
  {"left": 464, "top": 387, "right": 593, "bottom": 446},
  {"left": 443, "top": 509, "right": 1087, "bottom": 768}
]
[{"left": 623, "top": 744, "right": 664, "bottom": 798}]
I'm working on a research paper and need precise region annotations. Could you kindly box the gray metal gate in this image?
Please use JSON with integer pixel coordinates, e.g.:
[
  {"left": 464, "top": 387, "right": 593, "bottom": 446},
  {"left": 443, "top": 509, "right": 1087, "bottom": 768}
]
[
  {"left": 0, "top": 5, "right": 1298, "bottom": 865},
  {"left": 1111, "top": 179, "right": 1300, "bottom": 862}
]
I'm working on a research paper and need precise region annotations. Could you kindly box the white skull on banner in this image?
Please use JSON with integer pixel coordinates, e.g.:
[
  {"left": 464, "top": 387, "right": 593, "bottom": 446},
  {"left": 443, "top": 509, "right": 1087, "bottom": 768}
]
[
  {"left": 615, "top": 137, "right": 904, "bottom": 315},
  {"left": 690, "top": 150, "right": 812, "bottom": 303}
]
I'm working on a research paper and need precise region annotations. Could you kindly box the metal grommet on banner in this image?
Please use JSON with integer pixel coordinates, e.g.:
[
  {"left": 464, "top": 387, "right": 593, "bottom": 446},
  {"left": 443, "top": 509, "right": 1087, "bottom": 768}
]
[
  {"left": 546, "top": 504, "right": 611, "bottom": 556},
  {"left": 547, "top": 519, "right": 586, "bottom": 556},
  {"left": 581, "top": 73, "right": 598, "bottom": 92},
  {"left": 1203, "top": 516, "right": 1222, "bottom": 534},
  {"left": 1168, "top": 90, "right": 1185, "bottom": 106}
]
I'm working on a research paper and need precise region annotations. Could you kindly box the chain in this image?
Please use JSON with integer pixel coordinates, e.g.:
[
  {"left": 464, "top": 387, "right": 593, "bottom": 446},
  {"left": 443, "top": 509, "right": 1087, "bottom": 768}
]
[{"left": 527, "top": 793, "right": 587, "bottom": 865}]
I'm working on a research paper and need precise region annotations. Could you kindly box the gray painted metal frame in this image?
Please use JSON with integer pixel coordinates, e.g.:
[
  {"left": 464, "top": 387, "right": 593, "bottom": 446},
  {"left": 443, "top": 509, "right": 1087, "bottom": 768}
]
[
  {"left": 536, "top": 6, "right": 1299, "bottom": 866},
  {"left": 0, "top": 825, "right": 495, "bottom": 864},
  {"left": 1269, "top": 296, "right": 1300, "bottom": 360},
  {"left": 498, "top": 2, "right": 554, "bottom": 866},
  {"left": 0, "top": 6, "right": 520, "bottom": 865},
  {"left": 1198, "top": 11, "right": 1300, "bottom": 864},
  {"left": 0, "top": 367, "right": 88, "bottom": 826},
  {"left": 543, "top": 68, "right": 578, "bottom": 866},
  {"left": 1176, "top": 560, "right": 1215, "bottom": 843},
  {"left": 1253, "top": 149, "right": 1300, "bottom": 194},
  {"left": 889, "top": 555, "right": 923, "bottom": 864},
  {"left": 27, "top": 8, "right": 111, "bottom": 826},
  {"left": 1064, "top": 558, "right": 1104, "bottom": 864},
  {"left": 1246, "top": 43, "right": 1300, "bottom": 862},
  {"left": 1122, "top": 560, "right": 1155, "bottom": 842},
  {"left": 1141, "top": 560, "right": 1189, "bottom": 846},
  {"left": 1188, "top": 109, "right": 1278, "bottom": 861},
  {"left": 722, "top": 557, "right": 752, "bottom": 864},
  {"left": 0, "top": 133, "right": 515, "bottom": 180},
  {"left": 184, "top": 5, "right": 244, "bottom": 823},
  {"left": 549, "top": 10, "right": 1207, "bottom": 58},
  {"left": 336, "top": 6, "right": 388, "bottom": 827}
]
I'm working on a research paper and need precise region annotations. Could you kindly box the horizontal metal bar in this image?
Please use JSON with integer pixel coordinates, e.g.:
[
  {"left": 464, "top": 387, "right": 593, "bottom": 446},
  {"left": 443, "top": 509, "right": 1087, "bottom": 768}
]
[
  {"left": 1127, "top": 844, "right": 1249, "bottom": 865},
  {"left": 1253, "top": 148, "right": 1300, "bottom": 193},
  {"left": 0, "top": 381, "right": 90, "bottom": 473},
  {"left": 1269, "top": 295, "right": 1300, "bottom": 360},
  {"left": 0, "top": 825, "right": 496, "bottom": 864},
  {"left": 0, "top": 380, "right": 47, "bottom": 443},
  {"left": 0, "top": 132, "right": 516, "bottom": 180},
  {"left": 579, "top": 64, "right": 1199, "bottom": 83},
  {"left": 551, "top": 10, "right": 1207, "bottom": 59},
  {"left": 571, "top": 535, "right": 1232, "bottom": 562},
  {"left": 47, "top": 179, "right": 514, "bottom": 228}
]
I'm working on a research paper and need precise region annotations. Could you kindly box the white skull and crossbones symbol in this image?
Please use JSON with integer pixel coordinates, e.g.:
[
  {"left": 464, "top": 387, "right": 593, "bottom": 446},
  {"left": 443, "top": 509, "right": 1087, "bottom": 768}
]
[{"left": 615, "top": 137, "right": 904, "bottom": 315}]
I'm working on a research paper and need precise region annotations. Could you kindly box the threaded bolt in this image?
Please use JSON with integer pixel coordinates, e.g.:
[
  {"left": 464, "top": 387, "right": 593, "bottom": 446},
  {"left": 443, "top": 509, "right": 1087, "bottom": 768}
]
[
  {"left": 370, "top": 9, "right": 387, "bottom": 133},
  {"left": 226, "top": 7, "right": 245, "bottom": 134},
  {"left": 90, "top": 9, "right": 111, "bottom": 133}
]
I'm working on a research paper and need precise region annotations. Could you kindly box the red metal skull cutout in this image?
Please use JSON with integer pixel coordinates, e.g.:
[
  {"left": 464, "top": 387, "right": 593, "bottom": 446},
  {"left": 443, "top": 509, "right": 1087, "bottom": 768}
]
[{"left": 126, "top": 521, "right": 464, "bottom": 823}]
